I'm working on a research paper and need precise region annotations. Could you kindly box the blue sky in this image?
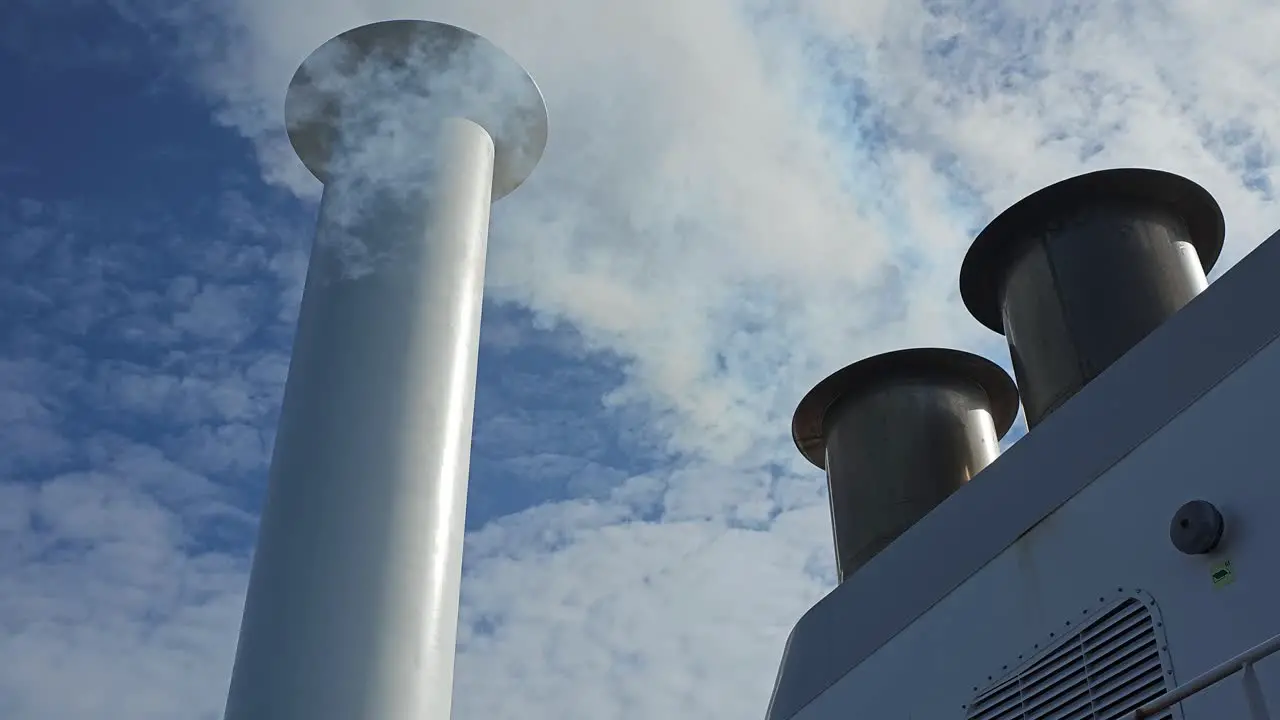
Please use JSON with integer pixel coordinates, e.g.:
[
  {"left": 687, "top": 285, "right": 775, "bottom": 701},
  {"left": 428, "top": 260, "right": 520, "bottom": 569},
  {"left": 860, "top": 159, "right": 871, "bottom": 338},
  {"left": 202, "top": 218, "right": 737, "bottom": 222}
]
[{"left": 2, "top": 1, "right": 1278, "bottom": 718}]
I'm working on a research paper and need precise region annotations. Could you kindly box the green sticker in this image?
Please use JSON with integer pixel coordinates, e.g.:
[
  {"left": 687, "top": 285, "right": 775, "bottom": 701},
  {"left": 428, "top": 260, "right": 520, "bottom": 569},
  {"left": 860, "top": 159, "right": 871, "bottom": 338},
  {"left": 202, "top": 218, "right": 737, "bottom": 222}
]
[{"left": 1211, "top": 560, "right": 1235, "bottom": 588}]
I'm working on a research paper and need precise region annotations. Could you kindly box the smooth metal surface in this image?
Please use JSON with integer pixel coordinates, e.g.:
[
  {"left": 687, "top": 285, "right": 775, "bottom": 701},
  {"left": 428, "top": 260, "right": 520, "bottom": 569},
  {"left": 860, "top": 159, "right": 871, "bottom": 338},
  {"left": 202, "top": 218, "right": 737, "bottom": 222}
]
[
  {"left": 224, "top": 20, "right": 546, "bottom": 720},
  {"left": 286, "top": 19, "right": 548, "bottom": 199},
  {"left": 959, "top": 168, "right": 1225, "bottom": 427},
  {"left": 792, "top": 349, "right": 1018, "bottom": 582},
  {"left": 766, "top": 227, "right": 1280, "bottom": 720},
  {"left": 224, "top": 116, "right": 493, "bottom": 720}
]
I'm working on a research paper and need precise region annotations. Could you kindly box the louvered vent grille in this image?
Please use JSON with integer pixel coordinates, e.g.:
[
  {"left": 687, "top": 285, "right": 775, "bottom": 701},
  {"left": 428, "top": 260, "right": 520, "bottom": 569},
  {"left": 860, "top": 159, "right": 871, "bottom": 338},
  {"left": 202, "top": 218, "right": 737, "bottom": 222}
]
[{"left": 966, "top": 597, "right": 1175, "bottom": 720}]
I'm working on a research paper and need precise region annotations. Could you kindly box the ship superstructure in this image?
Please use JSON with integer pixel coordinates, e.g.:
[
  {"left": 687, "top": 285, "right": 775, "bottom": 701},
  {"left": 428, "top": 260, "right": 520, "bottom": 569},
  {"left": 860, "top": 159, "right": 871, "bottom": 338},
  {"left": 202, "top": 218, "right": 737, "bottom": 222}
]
[{"left": 770, "top": 169, "right": 1280, "bottom": 720}]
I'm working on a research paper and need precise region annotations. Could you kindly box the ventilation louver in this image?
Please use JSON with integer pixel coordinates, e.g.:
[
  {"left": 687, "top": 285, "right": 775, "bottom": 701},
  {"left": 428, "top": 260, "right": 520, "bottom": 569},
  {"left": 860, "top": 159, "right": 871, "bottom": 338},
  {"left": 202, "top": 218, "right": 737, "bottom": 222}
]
[{"left": 966, "top": 596, "right": 1176, "bottom": 720}]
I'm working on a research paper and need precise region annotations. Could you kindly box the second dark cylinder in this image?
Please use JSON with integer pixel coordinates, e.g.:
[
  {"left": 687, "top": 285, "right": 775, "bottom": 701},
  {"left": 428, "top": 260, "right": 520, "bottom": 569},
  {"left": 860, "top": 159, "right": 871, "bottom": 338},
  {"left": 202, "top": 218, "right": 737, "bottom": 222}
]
[{"left": 959, "top": 168, "right": 1226, "bottom": 427}]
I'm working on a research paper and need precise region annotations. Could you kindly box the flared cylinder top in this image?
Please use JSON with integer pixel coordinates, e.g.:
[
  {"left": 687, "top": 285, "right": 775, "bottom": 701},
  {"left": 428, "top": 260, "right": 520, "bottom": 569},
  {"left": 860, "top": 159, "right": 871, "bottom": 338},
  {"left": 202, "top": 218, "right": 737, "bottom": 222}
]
[
  {"left": 792, "top": 348, "right": 1019, "bottom": 583},
  {"left": 959, "top": 168, "right": 1225, "bottom": 427},
  {"left": 284, "top": 19, "right": 548, "bottom": 199}
]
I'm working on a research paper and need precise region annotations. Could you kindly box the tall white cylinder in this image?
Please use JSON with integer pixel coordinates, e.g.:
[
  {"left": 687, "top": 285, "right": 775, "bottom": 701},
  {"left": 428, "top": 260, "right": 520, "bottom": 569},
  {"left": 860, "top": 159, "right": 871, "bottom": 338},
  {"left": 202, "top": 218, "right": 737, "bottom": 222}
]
[{"left": 222, "top": 117, "right": 495, "bottom": 720}]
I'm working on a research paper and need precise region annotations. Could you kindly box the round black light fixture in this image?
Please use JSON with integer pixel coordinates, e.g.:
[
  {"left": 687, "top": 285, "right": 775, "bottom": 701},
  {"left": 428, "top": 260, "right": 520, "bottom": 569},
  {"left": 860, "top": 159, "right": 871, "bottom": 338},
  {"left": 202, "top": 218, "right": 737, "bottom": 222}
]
[{"left": 1170, "top": 500, "right": 1225, "bottom": 555}]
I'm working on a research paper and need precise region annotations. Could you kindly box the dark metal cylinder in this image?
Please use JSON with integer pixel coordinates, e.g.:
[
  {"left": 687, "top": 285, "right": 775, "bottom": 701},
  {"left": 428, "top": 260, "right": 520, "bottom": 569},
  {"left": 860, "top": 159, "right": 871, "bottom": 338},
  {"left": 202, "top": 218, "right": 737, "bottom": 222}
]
[
  {"left": 960, "top": 168, "right": 1225, "bottom": 428},
  {"left": 792, "top": 349, "right": 1019, "bottom": 583}
]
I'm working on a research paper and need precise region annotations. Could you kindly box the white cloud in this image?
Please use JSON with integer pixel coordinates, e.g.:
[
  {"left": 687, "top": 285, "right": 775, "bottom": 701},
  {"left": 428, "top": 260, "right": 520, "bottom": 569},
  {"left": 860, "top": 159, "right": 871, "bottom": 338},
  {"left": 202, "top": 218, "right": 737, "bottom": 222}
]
[
  {"left": 170, "top": 283, "right": 261, "bottom": 345},
  {"left": 0, "top": 462, "right": 247, "bottom": 720},
  {"left": 0, "top": 191, "right": 286, "bottom": 718},
  {"left": 8, "top": 0, "right": 1280, "bottom": 717}
]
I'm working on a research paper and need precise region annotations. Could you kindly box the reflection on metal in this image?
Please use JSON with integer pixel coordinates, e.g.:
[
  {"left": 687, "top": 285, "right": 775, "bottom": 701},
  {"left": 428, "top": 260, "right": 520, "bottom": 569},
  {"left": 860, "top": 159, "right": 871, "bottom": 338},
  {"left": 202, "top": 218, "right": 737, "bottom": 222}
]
[
  {"left": 792, "top": 348, "right": 1019, "bottom": 582},
  {"left": 959, "top": 168, "right": 1225, "bottom": 427},
  {"left": 221, "top": 20, "right": 547, "bottom": 720}
]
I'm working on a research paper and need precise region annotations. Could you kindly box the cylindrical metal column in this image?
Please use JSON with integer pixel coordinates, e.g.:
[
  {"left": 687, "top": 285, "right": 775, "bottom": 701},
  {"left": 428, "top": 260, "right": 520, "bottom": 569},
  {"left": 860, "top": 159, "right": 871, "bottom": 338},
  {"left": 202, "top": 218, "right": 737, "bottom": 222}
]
[
  {"left": 223, "top": 118, "right": 493, "bottom": 720},
  {"left": 222, "top": 19, "right": 548, "bottom": 720},
  {"left": 792, "top": 349, "right": 1019, "bottom": 583},
  {"left": 959, "top": 168, "right": 1226, "bottom": 428}
]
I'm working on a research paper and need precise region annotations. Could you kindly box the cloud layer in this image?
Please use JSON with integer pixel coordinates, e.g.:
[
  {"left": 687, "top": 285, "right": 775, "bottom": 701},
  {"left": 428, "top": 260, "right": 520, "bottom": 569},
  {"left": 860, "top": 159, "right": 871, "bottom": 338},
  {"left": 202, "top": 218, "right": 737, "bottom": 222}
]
[
  {"left": 156, "top": 0, "right": 1280, "bottom": 452},
  {"left": 5, "top": 0, "right": 1280, "bottom": 718}
]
